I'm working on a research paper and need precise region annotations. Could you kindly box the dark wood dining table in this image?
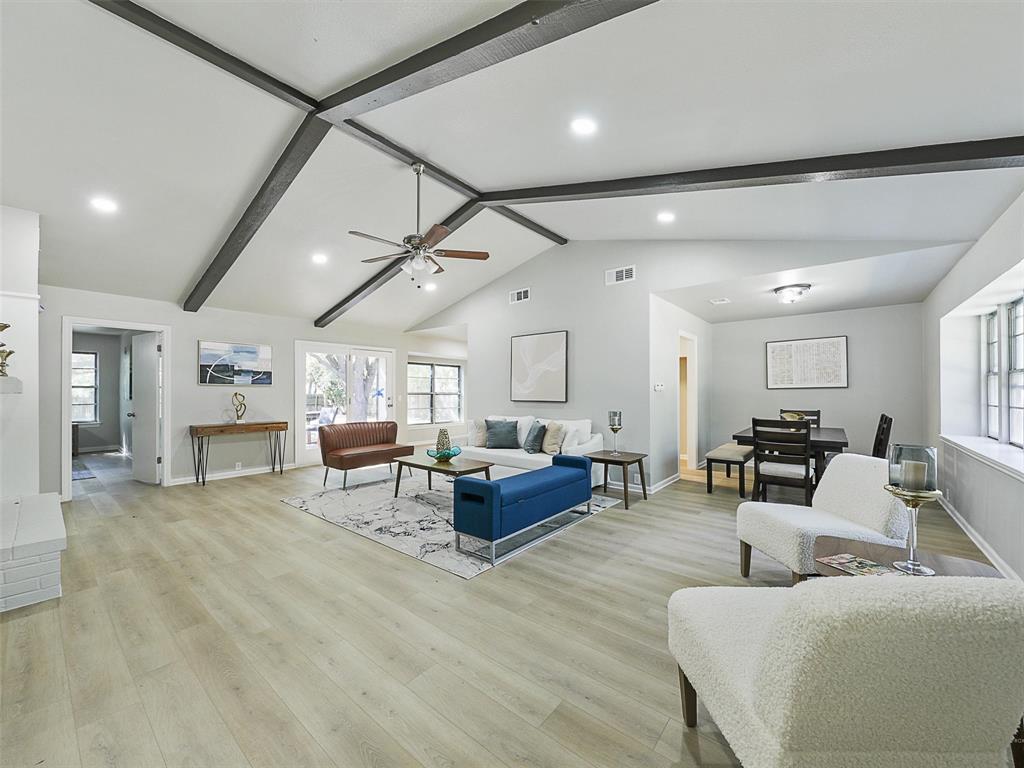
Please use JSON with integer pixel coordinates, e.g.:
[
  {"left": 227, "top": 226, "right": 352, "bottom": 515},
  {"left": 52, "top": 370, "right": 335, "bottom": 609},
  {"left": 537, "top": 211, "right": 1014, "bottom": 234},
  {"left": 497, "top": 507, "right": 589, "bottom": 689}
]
[{"left": 732, "top": 425, "right": 849, "bottom": 483}]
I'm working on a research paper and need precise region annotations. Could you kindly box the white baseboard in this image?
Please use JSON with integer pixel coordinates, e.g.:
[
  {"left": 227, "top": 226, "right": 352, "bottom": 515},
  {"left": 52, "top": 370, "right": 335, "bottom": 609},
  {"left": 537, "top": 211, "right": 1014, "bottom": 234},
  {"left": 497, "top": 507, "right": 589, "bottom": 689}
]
[
  {"left": 939, "top": 497, "right": 1021, "bottom": 582},
  {"left": 605, "top": 472, "right": 678, "bottom": 496},
  {"left": 77, "top": 445, "right": 122, "bottom": 454},
  {"left": 166, "top": 463, "right": 297, "bottom": 487}
]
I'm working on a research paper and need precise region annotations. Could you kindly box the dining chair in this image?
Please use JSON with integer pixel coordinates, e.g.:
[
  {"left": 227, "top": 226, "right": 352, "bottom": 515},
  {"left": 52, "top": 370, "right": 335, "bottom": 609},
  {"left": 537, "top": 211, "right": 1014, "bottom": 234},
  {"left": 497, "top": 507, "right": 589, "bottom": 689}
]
[
  {"left": 778, "top": 408, "right": 821, "bottom": 427},
  {"left": 871, "top": 413, "right": 894, "bottom": 458},
  {"left": 752, "top": 417, "right": 813, "bottom": 505}
]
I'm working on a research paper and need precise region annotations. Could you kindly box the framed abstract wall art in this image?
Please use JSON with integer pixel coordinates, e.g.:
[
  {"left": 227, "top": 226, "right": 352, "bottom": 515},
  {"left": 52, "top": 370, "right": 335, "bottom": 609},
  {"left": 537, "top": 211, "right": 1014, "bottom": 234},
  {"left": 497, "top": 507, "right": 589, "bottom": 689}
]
[
  {"left": 510, "top": 330, "right": 568, "bottom": 402},
  {"left": 766, "top": 335, "right": 848, "bottom": 389},
  {"left": 198, "top": 341, "right": 273, "bottom": 386}
]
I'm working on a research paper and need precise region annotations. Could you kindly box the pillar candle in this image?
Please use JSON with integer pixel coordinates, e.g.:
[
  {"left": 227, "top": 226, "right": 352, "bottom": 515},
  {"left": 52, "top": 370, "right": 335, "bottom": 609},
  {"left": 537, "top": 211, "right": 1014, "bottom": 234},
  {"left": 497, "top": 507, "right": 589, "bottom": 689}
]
[{"left": 901, "top": 459, "right": 927, "bottom": 491}]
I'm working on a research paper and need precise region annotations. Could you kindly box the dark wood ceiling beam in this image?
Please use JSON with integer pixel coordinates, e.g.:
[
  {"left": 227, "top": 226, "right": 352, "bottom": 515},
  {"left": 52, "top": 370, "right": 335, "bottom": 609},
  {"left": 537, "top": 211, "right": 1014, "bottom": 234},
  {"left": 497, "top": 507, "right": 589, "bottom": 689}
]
[
  {"left": 478, "top": 136, "right": 1024, "bottom": 206},
  {"left": 87, "top": 0, "right": 318, "bottom": 111},
  {"left": 183, "top": 113, "right": 332, "bottom": 311},
  {"left": 340, "top": 120, "right": 567, "bottom": 244},
  {"left": 314, "top": 200, "right": 488, "bottom": 327},
  {"left": 316, "top": 0, "right": 657, "bottom": 121}
]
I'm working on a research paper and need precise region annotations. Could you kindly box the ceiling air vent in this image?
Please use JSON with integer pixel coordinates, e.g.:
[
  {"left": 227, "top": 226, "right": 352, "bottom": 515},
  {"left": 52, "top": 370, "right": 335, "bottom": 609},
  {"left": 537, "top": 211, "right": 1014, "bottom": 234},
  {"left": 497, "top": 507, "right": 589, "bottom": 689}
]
[
  {"left": 605, "top": 265, "right": 636, "bottom": 286},
  {"left": 509, "top": 287, "right": 531, "bottom": 305}
]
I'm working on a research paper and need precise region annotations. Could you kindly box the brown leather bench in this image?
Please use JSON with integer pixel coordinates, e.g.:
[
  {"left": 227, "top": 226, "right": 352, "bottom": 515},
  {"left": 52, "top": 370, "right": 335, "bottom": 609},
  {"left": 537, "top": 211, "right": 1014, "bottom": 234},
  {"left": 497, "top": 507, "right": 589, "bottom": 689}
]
[{"left": 319, "top": 421, "right": 414, "bottom": 489}]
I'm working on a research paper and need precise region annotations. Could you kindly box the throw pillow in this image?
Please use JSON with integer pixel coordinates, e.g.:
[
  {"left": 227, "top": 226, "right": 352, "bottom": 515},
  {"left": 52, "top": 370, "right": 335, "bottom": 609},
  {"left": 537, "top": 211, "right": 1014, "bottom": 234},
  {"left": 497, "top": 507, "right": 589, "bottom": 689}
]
[
  {"left": 470, "top": 418, "right": 487, "bottom": 447},
  {"left": 542, "top": 422, "right": 565, "bottom": 454},
  {"left": 523, "top": 421, "right": 547, "bottom": 454},
  {"left": 485, "top": 419, "right": 520, "bottom": 449}
]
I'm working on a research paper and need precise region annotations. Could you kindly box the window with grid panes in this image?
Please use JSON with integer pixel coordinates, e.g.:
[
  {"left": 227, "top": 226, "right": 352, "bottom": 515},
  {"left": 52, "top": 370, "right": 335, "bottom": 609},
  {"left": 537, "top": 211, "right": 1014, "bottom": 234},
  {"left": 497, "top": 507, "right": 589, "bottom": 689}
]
[
  {"left": 407, "top": 363, "right": 463, "bottom": 424},
  {"left": 72, "top": 352, "right": 99, "bottom": 423},
  {"left": 1009, "top": 298, "right": 1023, "bottom": 447}
]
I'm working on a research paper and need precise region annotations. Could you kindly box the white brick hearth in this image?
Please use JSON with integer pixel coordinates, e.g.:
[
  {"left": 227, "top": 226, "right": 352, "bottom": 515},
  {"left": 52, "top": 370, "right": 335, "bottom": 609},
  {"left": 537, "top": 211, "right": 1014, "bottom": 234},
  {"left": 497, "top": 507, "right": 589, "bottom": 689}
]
[{"left": 1, "top": 493, "right": 66, "bottom": 612}]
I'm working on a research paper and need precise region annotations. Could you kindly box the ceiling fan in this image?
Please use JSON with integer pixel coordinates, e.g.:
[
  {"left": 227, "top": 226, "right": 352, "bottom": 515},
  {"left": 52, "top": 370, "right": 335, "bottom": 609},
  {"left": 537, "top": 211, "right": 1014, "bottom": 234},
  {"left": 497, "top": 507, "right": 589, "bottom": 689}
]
[{"left": 349, "top": 163, "right": 490, "bottom": 276}]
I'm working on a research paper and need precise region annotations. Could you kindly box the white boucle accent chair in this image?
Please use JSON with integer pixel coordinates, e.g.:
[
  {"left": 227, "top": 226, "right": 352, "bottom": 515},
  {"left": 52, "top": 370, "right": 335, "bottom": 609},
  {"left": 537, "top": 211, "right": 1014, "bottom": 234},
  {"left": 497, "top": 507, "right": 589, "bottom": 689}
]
[
  {"left": 737, "top": 453, "right": 908, "bottom": 584},
  {"left": 668, "top": 576, "right": 1024, "bottom": 768}
]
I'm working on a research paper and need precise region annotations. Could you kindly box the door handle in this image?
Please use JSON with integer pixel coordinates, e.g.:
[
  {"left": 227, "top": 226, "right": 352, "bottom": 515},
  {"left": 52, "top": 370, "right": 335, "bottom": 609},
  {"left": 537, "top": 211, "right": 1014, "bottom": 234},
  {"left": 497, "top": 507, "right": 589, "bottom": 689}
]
[{"left": 127, "top": 412, "right": 136, "bottom": 418}]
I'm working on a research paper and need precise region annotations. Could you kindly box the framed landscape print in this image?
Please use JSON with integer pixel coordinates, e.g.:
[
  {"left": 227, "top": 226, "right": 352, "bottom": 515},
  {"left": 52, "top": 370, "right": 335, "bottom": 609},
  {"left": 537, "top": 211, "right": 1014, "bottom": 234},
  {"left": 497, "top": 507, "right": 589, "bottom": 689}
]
[
  {"left": 198, "top": 341, "right": 273, "bottom": 385},
  {"left": 511, "top": 330, "right": 568, "bottom": 402},
  {"left": 766, "top": 335, "right": 848, "bottom": 389}
]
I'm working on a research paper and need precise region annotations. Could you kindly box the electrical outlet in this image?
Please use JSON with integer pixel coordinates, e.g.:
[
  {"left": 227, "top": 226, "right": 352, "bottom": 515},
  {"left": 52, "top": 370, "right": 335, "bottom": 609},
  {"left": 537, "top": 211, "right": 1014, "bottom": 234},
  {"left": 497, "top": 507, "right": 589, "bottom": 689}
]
[{"left": 235, "top": 462, "right": 242, "bottom": 471}]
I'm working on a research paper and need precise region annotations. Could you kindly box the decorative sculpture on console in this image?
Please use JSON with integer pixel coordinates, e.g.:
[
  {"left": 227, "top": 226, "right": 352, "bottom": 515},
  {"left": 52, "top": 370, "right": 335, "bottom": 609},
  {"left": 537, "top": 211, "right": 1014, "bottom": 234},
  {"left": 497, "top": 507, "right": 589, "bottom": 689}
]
[
  {"left": 231, "top": 391, "right": 247, "bottom": 423},
  {"left": 0, "top": 323, "right": 13, "bottom": 377}
]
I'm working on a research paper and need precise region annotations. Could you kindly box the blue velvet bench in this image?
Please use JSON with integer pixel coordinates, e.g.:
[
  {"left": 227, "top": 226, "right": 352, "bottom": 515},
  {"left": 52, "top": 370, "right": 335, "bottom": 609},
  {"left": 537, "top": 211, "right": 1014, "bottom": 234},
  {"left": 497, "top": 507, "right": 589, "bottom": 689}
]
[{"left": 453, "top": 455, "right": 593, "bottom": 565}]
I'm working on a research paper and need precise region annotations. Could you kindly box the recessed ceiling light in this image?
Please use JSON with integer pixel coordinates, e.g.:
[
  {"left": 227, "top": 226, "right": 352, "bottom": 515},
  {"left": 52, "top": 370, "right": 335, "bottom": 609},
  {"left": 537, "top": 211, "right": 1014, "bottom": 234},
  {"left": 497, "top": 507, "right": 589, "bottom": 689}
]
[
  {"left": 774, "top": 283, "right": 811, "bottom": 304},
  {"left": 311, "top": 252, "right": 328, "bottom": 265},
  {"left": 656, "top": 211, "right": 676, "bottom": 224},
  {"left": 570, "top": 116, "right": 597, "bottom": 137},
  {"left": 89, "top": 196, "right": 118, "bottom": 214},
  {"left": 708, "top": 297, "right": 731, "bottom": 305},
  {"left": 423, "top": 282, "right": 437, "bottom": 292}
]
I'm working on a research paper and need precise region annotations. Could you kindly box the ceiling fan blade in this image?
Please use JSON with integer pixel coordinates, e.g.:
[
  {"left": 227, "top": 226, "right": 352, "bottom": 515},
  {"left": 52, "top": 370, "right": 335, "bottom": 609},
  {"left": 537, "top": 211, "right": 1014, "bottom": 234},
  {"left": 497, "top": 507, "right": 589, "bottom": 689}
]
[
  {"left": 361, "top": 252, "right": 410, "bottom": 263},
  {"left": 425, "top": 255, "right": 445, "bottom": 274},
  {"left": 431, "top": 249, "right": 490, "bottom": 260},
  {"left": 348, "top": 230, "right": 404, "bottom": 248},
  {"left": 421, "top": 223, "right": 450, "bottom": 249}
]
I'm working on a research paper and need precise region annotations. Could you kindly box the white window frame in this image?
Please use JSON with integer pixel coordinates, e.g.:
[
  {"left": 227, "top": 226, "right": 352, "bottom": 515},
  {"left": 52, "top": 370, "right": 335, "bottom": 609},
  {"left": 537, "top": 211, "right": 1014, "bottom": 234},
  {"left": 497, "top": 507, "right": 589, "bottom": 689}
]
[
  {"left": 982, "top": 297, "right": 1024, "bottom": 447},
  {"left": 1008, "top": 297, "right": 1024, "bottom": 448},
  {"left": 71, "top": 350, "right": 100, "bottom": 424},
  {"left": 407, "top": 362, "right": 463, "bottom": 425}
]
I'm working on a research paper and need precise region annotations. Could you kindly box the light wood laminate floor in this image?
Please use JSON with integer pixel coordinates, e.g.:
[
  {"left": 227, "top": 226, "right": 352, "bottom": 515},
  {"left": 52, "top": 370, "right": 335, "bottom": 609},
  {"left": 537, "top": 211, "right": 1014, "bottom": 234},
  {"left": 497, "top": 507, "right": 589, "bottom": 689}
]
[{"left": 2, "top": 456, "right": 989, "bottom": 768}]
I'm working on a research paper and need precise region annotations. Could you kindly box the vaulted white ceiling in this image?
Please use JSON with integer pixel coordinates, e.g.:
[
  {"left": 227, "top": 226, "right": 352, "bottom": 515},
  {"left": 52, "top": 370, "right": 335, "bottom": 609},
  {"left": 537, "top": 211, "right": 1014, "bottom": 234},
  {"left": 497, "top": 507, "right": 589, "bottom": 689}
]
[{"left": 3, "top": 0, "right": 1023, "bottom": 330}]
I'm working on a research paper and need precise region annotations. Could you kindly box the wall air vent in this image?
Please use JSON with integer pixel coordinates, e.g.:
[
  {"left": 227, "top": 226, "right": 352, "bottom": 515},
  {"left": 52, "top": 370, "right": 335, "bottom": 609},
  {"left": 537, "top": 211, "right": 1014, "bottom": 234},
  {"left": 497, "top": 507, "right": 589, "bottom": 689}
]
[
  {"left": 708, "top": 297, "right": 731, "bottom": 305},
  {"left": 509, "top": 287, "right": 531, "bottom": 305},
  {"left": 605, "top": 265, "right": 636, "bottom": 285}
]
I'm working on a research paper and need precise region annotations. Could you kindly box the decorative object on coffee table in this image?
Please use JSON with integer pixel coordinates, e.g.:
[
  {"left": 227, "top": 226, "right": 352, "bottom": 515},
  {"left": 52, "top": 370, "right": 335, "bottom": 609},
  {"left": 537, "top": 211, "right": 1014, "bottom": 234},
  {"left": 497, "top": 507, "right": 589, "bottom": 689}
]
[
  {"left": 885, "top": 444, "right": 940, "bottom": 576},
  {"left": 231, "top": 391, "right": 247, "bottom": 423},
  {"left": 427, "top": 427, "right": 461, "bottom": 462},
  {"left": 585, "top": 449, "right": 648, "bottom": 510},
  {"left": 608, "top": 410, "right": 623, "bottom": 456}
]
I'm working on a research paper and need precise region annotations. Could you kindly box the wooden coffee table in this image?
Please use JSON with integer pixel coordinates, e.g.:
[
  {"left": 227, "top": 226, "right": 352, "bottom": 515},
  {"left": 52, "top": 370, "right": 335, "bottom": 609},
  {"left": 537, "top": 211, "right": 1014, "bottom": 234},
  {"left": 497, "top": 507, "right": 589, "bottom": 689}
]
[
  {"left": 584, "top": 450, "right": 648, "bottom": 510},
  {"left": 394, "top": 454, "right": 493, "bottom": 497},
  {"left": 813, "top": 535, "right": 1000, "bottom": 578}
]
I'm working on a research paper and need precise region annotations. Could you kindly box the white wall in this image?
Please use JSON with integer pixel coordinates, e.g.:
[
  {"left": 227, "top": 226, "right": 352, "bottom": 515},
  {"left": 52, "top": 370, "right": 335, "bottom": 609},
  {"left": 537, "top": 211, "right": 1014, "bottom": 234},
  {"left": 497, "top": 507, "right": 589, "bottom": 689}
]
[
  {"left": 709, "top": 303, "right": 925, "bottom": 454},
  {"left": 71, "top": 331, "right": 122, "bottom": 451},
  {"left": 38, "top": 285, "right": 466, "bottom": 491},
  {"left": 923, "top": 191, "right": 1024, "bottom": 578},
  {"left": 0, "top": 206, "right": 40, "bottom": 497}
]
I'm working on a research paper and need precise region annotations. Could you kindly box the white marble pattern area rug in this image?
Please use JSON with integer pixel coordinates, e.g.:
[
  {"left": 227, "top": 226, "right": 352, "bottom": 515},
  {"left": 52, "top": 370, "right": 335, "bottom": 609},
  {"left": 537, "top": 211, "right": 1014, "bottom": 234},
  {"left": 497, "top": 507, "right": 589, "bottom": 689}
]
[{"left": 281, "top": 470, "right": 620, "bottom": 579}]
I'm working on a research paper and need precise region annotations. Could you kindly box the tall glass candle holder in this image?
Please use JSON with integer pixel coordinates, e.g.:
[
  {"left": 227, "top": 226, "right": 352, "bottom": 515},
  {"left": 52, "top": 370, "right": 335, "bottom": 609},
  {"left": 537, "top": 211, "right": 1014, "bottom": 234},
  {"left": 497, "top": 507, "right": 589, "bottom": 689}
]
[
  {"left": 608, "top": 411, "right": 623, "bottom": 456},
  {"left": 885, "top": 444, "right": 940, "bottom": 576}
]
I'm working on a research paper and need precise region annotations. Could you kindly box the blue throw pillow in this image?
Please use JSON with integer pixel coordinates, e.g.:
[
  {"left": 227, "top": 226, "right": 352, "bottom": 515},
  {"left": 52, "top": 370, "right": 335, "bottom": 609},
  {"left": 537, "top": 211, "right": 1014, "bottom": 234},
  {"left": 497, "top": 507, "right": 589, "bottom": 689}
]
[
  {"left": 523, "top": 421, "right": 547, "bottom": 454},
  {"left": 485, "top": 419, "right": 519, "bottom": 449}
]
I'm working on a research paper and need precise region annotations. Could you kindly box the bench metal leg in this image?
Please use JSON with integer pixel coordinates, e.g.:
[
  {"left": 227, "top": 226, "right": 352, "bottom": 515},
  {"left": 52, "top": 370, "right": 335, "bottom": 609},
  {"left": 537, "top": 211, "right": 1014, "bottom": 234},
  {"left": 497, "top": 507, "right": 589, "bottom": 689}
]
[{"left": 343, "top": 470, "right": 348, "bottom": 490}]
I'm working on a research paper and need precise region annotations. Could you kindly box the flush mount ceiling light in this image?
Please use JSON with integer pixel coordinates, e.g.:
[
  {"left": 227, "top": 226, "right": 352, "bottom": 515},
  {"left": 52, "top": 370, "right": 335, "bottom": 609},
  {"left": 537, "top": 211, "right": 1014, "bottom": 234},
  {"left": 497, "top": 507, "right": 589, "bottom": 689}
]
[
  {"left": 570, "top": 116, "right": 597, "bottom": 137},
  {"left": 311, "top": 252, "right": 328, "bottom": 265},
  {"left": 89, "top": 196, "right": 118, "bottom": 214},
  {"left": 774, "top": 283, "right": 811, "bottom": 304},
  {"left": 656, "top": 211, "right": 676, "bottom": 224}
]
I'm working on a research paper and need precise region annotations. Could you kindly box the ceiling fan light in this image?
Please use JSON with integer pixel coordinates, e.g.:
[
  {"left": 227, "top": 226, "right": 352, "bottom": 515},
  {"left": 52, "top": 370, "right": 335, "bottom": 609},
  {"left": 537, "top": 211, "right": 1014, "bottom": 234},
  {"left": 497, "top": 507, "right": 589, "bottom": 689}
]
[
  {"left": 411, "top": 253, "right": 428, "bottom": 271},
  {"left": 400, "top": 259, "right": 412, "bottom": 275}
]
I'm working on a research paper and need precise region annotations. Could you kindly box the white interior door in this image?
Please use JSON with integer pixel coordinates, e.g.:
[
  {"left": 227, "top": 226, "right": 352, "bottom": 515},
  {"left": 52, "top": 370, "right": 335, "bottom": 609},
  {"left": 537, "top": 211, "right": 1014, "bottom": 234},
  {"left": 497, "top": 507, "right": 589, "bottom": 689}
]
[
  {"left": 295, "top": 342, "right": 395, "bottom": 467},
  {"left": 131, "top": 332, "right": 161, "bottom": 484}
]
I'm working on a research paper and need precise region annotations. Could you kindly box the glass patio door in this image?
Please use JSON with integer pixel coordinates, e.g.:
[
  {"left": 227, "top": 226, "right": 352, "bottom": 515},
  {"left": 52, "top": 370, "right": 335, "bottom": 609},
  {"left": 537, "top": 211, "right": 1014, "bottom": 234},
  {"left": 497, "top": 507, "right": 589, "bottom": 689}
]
[{"left": 294, "top": 342, "right": 394, "bottom": 466}]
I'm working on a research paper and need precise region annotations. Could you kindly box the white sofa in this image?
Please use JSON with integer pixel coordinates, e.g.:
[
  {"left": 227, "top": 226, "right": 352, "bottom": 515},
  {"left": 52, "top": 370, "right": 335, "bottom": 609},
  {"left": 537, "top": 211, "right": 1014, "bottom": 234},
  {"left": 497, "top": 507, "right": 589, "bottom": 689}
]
[
  {"left": 668, "top": 576, "right": 1024, "bottom": 768},
  {"left": 459, "top": 415, "right": 604, "bottom": 486}
]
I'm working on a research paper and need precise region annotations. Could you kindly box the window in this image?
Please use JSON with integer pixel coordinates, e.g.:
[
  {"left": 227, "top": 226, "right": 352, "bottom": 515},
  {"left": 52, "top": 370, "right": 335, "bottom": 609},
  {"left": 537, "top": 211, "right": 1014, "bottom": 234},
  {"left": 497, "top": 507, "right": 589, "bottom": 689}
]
[
  {"left": 1010, "top": 298, "right": 1024, "bottom": 447},
  {"left": 985, "top": 312, "right": 1000, "bottom": 439},
  {"left": 72, "top": 352, "right": 99, "bottom": 423},
  {"left": 407, "top": 363, "right": 462, "bottom": 424}
]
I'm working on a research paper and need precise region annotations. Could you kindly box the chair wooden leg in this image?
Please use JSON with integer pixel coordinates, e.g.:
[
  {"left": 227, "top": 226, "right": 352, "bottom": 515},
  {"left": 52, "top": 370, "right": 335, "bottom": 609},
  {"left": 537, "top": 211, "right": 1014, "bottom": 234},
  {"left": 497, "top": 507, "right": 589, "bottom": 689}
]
[
  {"left": 323, "top": 467, "right": 329, "bottom": 487},
  {"left": 740, "top": 541, "right": 751, "bottom": 577},
  {"left": 792, "top": 571, "right": 807, "bottom": 586},
  {"left": 1011, "top": 718, "right": 1023, "bottom": 768},
  {"left": 705, "top": 461, "right": 713, "bottom": 494},
  {"left": 738, "top": 461, "right": 746, "bottom": 498},
  {"left": 678, "top": 667, "right": 697, "bottom": 728},
  {"left": 725, "top": 463, "right": 731, "bottom": 478}
]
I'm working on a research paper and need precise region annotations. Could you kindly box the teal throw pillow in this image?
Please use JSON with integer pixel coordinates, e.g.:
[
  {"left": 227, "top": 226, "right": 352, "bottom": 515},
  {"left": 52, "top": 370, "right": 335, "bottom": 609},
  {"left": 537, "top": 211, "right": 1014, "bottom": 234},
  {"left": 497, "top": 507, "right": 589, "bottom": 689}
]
[
  {"left": 523, "top": 421, "right": 547, "bottom": 454},
  {"left": 485, "top": 419, "right": 520, "bottom": 449}
]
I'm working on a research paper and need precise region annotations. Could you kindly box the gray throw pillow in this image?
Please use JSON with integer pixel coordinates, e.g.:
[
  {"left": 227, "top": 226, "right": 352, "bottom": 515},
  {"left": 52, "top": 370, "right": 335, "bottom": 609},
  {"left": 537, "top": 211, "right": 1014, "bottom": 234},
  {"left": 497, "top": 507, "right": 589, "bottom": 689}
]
[
  {"left": 485, "top": 419, "right": 519, "bottom": 449},
  {"left": 523, "top": 421, "right": 547, "bottom": 454}
]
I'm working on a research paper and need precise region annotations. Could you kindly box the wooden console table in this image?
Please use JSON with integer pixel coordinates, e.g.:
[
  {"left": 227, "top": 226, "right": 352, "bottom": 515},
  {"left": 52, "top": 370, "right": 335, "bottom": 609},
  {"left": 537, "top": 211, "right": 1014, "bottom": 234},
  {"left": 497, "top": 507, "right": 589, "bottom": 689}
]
[{"left": 188, "top": 421, "right": 287, "bottom": 486}]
